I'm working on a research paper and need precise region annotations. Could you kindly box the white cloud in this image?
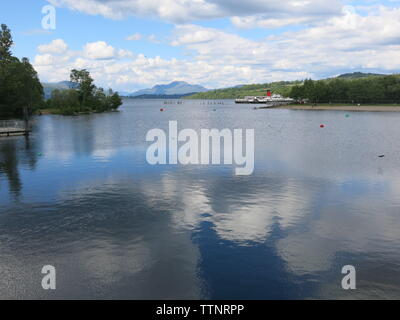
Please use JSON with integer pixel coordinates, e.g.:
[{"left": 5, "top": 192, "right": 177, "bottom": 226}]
[
  {"left": 126, "top": 33, "right": 141, "bottom": 41},
  {"left": 33, "top": 5, "right": 400, "bottom": 91},
  {"left": 231, "top": 15, "right": 314, "bottom": 29},
  {"left": 117, "top": 49, "right": 134, "bottom": 59},
  {"left": 38, "top": 39, "right": 68, "bottom": 54},
  {"left": 170, "top": 6, "right": 400, "bottom": 76},
  {"left": 83, "top": 41, "right": 116, "bottom": 59},
  {"left": 147, "top": 34, "right": 162, "bottom": 44},
  {"left": 34, "top": 53, "right": 55, "bottom": 66},
  {"left": 230, "top": 0, "right": 345, "bottom": 28},
  {"left": 47, "top": 0, "right": 343, "bottom": 24}
]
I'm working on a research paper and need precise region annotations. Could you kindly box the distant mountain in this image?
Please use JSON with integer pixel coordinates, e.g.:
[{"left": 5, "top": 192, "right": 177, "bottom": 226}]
[
  {"left": 42, "top": 81, "right": 78, "bottom": 99},
  {"left": 117, "top": 91, "right": 132, "bottom": 97},
  {"left": 127, "top": 93, "right": 200, "bottom": 99},
  {"left": 127, "top": 81, "right": 208, "bottom": 97},
  {"left": 336, "top": 72, "right": 386, "bottom": 79}
]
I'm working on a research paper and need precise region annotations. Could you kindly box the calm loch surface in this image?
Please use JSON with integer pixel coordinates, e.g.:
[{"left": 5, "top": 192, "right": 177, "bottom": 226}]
[{"left": 1, "top": 99, "right": 400, "bottom": 299}]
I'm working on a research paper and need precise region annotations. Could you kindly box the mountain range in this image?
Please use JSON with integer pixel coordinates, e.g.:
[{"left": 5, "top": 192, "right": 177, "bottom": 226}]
[
  {"left": 126, "top": 81, "right": 208, "bottom": 97},
  {"left": 42, "top": 80, "right": 208, "bottom": 99}
]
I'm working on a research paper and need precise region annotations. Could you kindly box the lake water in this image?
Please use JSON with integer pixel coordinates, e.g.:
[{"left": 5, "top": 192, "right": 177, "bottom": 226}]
[{"left": 1, "top": 99, "right": 400, "bottom": 299}]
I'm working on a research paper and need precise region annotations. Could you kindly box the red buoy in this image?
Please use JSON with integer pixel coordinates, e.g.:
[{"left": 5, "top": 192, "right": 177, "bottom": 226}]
[
  {"left": 160, "top": 108, "right": 164, "bottom": 112},
  {"left": 320, "top": 124, "right": 325, "bottom": 128}
]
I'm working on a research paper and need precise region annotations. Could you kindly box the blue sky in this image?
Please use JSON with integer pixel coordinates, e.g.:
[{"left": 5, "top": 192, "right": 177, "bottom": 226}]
[{"left": 1, "top": 0, "right": 400, "bottom": 91}]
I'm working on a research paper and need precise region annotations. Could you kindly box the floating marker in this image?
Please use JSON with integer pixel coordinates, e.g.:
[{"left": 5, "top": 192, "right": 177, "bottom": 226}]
[
  {"left": 345, "top": 114, "right": 350, "bottom": 118},
  {"left": 160, "top": 108, "right": 164, "bottom": 112},
  {"left": 320, "top": 124, "right": 325, "bottom": 128}
]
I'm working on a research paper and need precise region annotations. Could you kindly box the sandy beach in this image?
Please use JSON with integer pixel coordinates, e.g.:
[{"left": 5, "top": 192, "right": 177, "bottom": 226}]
[{"left": 277, "top": 105, "right": 400, "bottom": 112}]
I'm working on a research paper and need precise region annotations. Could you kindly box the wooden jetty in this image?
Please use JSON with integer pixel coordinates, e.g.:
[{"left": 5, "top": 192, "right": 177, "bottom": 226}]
[
  {"left": 0, "top": 128, "right": 29, "bottom": 136},
  {"left": 0, "top": 121, "right": 30, "bottom": 137}
]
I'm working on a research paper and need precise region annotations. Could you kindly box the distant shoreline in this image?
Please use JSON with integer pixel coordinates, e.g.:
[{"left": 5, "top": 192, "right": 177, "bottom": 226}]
[
  {"left": 37, "top": 108, "right": 119, "bottom": 116},
  {"left": 277, "top": 105, "right": 400, "bottom": 112},
  {"left": 38, "top": 104, "right": 400, "bottom": 114}
]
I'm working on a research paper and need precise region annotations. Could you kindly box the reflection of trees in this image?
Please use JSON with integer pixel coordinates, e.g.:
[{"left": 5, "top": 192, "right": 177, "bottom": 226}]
[
  {"left": 70, "top": 116, "right": 95, "bottom": 156},
  {"left": 0, "top": 136, "right": 37, "bottom": 197},
  {"left": 42, "top": 115, "right": 96, "bottom": 157},
  {"left": 0, "top": 140, "right": 21, "bottom": 195}
]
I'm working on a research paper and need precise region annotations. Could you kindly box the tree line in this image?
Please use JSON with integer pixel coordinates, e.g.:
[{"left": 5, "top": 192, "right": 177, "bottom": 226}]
[
  {"left": 0, "top": 24, "right": 122, "bottom": 118},
  {"left": 0, "top": 24, "right": 44, "bottom": 118},
  {"left": 187, "top": 81, "right": 297, "bottom": 99},
  {"left": 45, "top": 69, "right": 122, "bottom": 115},
  {"left": 289, "top": 76, "right": 400, "bottom": 104}
]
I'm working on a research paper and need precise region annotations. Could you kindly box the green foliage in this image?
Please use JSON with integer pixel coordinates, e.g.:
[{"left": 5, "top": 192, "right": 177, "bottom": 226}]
[
  {"left": 45, "top": 89, "right": 80, "bottom": 115},
  {"left": 0, "top": 24, "right": 44, "bottom": 118},
  {"left": 70, "top": 69, "right": 95, "bottom": 106},
  {"left": 0, "top": 24, "right": 13, "bottom": 61},
  {"left": 337, "top": 72, "right": 384, "bottom": 79},
  {"left": 186, "top": 81, "right": 300, "bottom": 99},
  {"left": 46, "top": 69, "right": 123, "bottom": 115},
  {"left": 289, "top": 76, "right": 400, "bottom": 104},
  {"left": 110, "top": 91, "right": 123, "bottom": 110},
  {"left": 186, "top": 73, "right": 400, "bottom": 104},
  {"left": 0, "top": 24, "right": 121, "bottom": 117}
]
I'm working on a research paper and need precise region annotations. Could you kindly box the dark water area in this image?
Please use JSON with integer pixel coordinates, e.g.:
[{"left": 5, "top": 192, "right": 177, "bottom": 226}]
[{"left": 1, "top": 99, "right": 400, "bottom": 299}]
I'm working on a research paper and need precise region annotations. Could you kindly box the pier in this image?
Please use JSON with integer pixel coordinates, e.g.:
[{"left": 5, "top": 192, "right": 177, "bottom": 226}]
[{"left": 0, "top": 120, "right": 30, "bottom": 137}]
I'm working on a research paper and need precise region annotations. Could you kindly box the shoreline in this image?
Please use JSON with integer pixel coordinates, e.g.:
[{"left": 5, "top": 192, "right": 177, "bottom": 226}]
[
  {"left": 37, "top": 109, "right": 120, "bottom": 116},
  {"left": 276, "top": 105, "right": 400, "bottom": 112},
  {"left": 38, "top": 104, "right": 400, "bottom": 114}
]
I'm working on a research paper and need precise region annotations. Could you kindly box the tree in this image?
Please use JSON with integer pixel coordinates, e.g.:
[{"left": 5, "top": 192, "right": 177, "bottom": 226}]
[
  {"left": 303, "top": 79, "right": 317, "bottom": 103},
  {"left": 289, "top": 85, "right": 305, "bottom": 100},
  {"left": 46, "top": 69, "right": 122, "bottom": 114},
  {"left": 314, "top": 81, "right": 328, "bottom": 103},
  {"left": 21, "top": 58, "right": 44, "bottom": 109},
  {"left": 47, "top": 89, "right": 80, "bottom": 115},
  {"left": 110, "top": 92, "right": 122, "bottom": 110},
  {"left": 0, "top": 24, "right": 43, "bottom": 118},
  {"left": 327, "top": 79, "right": 349, "bottom": 103},
  {"left": 0, "top": 24, "right": 13, "bottom": 61},
  {"left": 70, "top": 69, "right": 95, "bottom": 107}
]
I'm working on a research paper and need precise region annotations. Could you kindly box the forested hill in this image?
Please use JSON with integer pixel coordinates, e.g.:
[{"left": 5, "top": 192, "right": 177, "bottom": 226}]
[
  {"left": 185, "top": 81, "right": 301, "bottom": 99},
  {"left": 336, "top": 72, "right": 385, "bottom": 79},
  {"left": 290, "top": 74, "right": 400, "bottom": 104},
  {"left": 185, "top": 73, "right": 392, "bottom": 100}
]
